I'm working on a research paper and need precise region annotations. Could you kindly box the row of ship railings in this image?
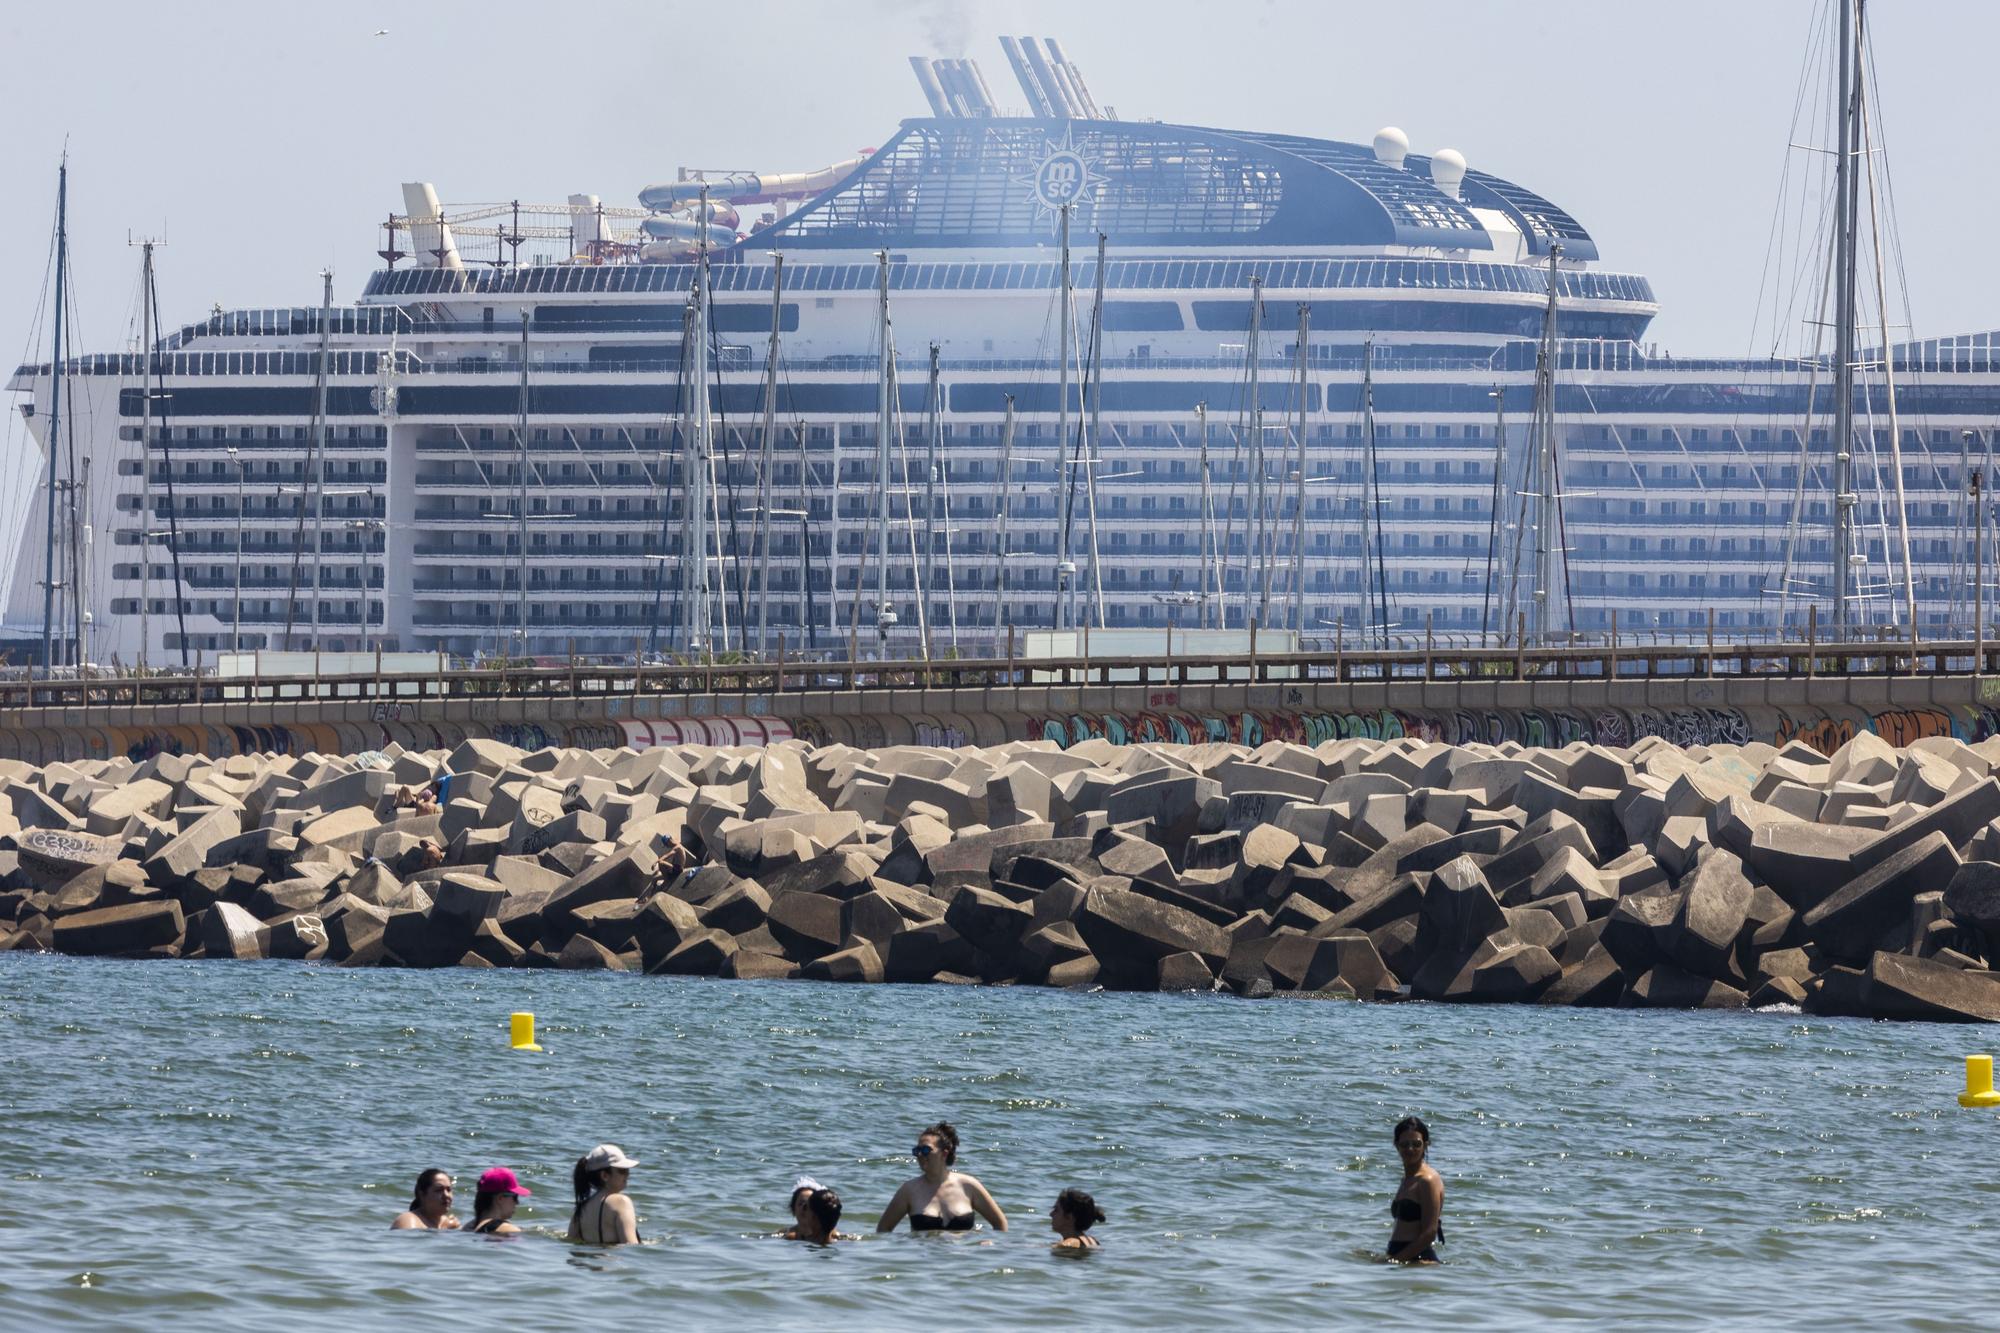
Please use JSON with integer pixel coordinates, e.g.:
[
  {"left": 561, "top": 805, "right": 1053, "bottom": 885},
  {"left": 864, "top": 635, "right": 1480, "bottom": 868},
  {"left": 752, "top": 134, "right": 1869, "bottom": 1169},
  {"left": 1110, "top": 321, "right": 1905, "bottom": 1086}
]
[{"left": 7, "top": 626, "right": 2000, "bottom": 711}]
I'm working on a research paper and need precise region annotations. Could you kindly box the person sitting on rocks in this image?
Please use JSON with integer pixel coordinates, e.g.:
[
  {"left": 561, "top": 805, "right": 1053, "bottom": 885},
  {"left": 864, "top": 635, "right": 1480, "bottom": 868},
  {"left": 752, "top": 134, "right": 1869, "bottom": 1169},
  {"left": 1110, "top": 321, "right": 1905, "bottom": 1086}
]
[
  {"left": 783, "top": 1175, "right": 850, "bottom": 1244},
  {"left": 390, "top": 1168, "right": 460, "bottom": 1230},
  {"left": 469, "top": 1166, "right": 530, "bottom": 1236},
  {"left": 1048, "top": 1187, "right": 1104, "bottom": 1253},
  {"left": 566, "top": 1144, "right": 640, "bottom": 1245},
  {"left": 393, "top": 784, "right": 438, "bottom": 817},
  {"left": 876, "top": 1121, "right": 1007, "bottom": 1233},
  {"left": 415, "top": 839, "right": 447, "bottom": 871},
  {"left": 1387, "top": 1116, "right": 1444, "bottom": 1264}
]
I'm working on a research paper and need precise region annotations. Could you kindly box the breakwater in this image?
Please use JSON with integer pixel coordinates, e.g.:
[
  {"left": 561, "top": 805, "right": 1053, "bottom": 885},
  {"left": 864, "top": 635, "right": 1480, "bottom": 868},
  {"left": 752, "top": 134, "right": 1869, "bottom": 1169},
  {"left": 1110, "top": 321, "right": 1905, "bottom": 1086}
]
[{"left": 5, "top": 730, "right": 2000, "bottom": 1022}]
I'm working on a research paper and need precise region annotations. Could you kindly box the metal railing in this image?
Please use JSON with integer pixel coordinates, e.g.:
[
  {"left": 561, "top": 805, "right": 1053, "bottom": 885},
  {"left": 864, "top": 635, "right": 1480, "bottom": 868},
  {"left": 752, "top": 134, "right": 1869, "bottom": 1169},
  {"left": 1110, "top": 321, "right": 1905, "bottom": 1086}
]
[{"left": 3, "top": 622, "right": 1996, "bottom": 712}]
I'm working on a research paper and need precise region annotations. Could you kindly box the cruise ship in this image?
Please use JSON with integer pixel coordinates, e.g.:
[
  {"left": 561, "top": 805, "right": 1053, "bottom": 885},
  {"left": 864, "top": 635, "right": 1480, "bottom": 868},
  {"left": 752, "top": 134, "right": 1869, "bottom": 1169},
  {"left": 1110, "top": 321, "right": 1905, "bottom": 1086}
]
[{"left": 8, "top": 37, "right": 1998, "bottom": 667}]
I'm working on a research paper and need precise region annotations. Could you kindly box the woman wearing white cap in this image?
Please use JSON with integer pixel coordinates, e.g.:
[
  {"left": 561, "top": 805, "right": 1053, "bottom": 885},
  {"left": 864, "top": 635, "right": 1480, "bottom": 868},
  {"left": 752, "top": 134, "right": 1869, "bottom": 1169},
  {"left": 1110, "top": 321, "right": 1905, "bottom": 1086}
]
[{"left": 566, "top": 1144, "right": 641, "bottom": 1245}]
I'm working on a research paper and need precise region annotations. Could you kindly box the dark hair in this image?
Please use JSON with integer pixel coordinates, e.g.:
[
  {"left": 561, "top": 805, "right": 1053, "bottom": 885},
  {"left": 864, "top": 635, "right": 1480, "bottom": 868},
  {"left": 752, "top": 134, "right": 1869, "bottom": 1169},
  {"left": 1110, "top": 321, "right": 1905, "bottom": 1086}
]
[
  {"left": 921, "top": 1121, "right": 960, "bottom": 1165},
  {"left": 410, "top": 1168, "right": 450, "bottom": 1211},
  {"left": 473, "top": 1189, "right": 506, "bottom": 1223},
  {"left": 807, "top": 1188, "right": 843, "bottom": 1235},
  {"left": 1055, "top": 1187, "right": 1105, "bottom": 1232},
  {"left": 1394, "top": 1116, "right": 1431, "bottom": 1145},
  {"left": 572, "top": 1155, "right": 611, "bottom": 1227}
]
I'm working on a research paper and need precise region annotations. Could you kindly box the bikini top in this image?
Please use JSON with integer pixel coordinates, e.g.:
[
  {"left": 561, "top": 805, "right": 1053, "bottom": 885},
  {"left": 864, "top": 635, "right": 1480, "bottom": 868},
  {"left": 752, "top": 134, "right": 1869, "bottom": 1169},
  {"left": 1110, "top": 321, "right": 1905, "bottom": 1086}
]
[
  {"left": 578, "top": 1193, "right": 642, "bottom": 1244},
  {"left": 911, "top": 1211, "right": 976, "bottom": 1231},
  {"left": 1390, "top": 1195, "right": 1444, "bottom": 1242},
  {"left": 470, "top": 1217, "right": 507, "bottom": 1235}
]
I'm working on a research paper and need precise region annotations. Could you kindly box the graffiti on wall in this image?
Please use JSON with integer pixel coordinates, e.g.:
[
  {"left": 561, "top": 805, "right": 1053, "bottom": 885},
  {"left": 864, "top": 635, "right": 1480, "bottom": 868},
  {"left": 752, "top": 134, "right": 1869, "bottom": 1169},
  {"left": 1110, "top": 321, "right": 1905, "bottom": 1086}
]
[{"left": 1024, "top": 704, "right": 2000, "bottom": 756}]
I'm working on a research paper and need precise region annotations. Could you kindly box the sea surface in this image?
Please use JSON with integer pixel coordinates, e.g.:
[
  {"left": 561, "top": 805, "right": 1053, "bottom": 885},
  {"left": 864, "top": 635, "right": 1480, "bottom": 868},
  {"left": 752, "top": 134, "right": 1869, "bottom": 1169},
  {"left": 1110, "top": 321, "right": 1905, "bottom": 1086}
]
[{"left": 0, "top": 953, "right": 1988, "bottom": 1329}]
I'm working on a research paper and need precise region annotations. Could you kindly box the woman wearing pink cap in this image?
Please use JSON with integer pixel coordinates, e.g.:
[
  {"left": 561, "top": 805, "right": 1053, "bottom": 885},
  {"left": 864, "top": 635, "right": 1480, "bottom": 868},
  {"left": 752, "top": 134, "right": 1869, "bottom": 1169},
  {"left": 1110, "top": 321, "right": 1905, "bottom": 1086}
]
[{"left": 469, "top": 1167, "right": 531, "bottom": 1236}]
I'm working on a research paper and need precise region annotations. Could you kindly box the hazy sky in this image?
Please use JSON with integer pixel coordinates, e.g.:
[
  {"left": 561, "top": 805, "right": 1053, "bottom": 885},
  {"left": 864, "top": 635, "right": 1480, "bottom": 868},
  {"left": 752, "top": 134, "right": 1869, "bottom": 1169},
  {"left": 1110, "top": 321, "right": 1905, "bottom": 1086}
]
[{"left": 3, "top": 0, "right": 1994, "bottom": 372}]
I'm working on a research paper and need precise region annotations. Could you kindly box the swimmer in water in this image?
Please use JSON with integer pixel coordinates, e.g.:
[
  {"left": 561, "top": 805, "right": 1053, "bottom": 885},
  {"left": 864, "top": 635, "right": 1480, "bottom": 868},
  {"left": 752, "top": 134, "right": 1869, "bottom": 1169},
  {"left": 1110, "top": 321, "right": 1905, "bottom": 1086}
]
[
  {"left": 566, "top": 1144, "right": 641, "bottom": 1245},
  {"left": 783, "top": 1176, "right": 850, "bottom": 1244},
  {"left": 468, "top": 1167, "right": 530, "bottom": 1236},
  {"left": 1387, "top": 1116, "right": 1444, "bottom": 1264},
  {"left": 876, "top": 1121, "right": 1008, "bottom": 1233},
  {"left": 1048, "top": 1187, "right": 1104, "bottom": 1253},
  {"left": 390, "top": 1168, "right": 460, "bottom": 1230}
]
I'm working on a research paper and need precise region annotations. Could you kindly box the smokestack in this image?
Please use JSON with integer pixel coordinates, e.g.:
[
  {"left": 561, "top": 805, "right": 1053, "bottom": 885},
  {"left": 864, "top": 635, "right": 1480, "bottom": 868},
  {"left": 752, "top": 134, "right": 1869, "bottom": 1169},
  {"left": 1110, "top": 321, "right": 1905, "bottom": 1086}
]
[
  {"left": 936, "top": 60, "right": 975, "bottom": 116},
  {"left": 1000, "top": 35, "right": 1056, "bottom": 117},
  {"left": 568, "top": 194, "right": 612, "bottom": 255},
  {"left": 909, "top": 56, "right": 952, "bottom": 117},
  {"left": 1043, "top": 39, "right": 1100, "bottom": 119},
  {"left": 962, "top": 58, "right": 1000, "bottom": 116},
  {"left": 1019, "top": 37, "right": 1078, "bottom": 118},
  {"left": 400, "top": 182, "right": 462, "bottom": 270},
  {"left": 1039, "top": 42, "right": 1090, "bottom": 120}
]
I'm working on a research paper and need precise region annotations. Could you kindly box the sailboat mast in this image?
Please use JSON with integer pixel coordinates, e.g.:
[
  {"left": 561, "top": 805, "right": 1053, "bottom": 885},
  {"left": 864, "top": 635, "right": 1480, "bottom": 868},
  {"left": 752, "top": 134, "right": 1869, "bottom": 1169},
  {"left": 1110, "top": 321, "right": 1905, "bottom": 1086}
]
[
  {"left": 516, "top": 310, "right": 530, "bottom": 656},
  {"left": 994, "top": 394, "right": 1016, "bottom": 638},
  {"left": 40, "top": 161, "right": 67, "bottom": 675},
  {"left": 1290, "top": 303, "right": 1310, "bottom": 633},
  {"left": 925, "top": 344, "right": 941, "bottom": 649},
  {"left": 1482, "top": 387, "right": 1507, "bottom": 640},
  {"left": 1830, "top": 0, "right": 1860, "bottom": 629},
  {"left": 687, "top": 189, "right": 715, "bottom": 655},
  {"left": 1198, "top": 402, "right": 1217, "bottom": 630},
  {"left": 755, "top": 253, "right": 783, "bottom": 654},
  {"left": 1247, "top": 276, "right": 1267, "bottom": 627},
  {"left": 1053, "top": 204, "right": 1072, "bottom": 631},
  {"left": 1533, "top": 244, "right": 1564, "bottom": 643},
  {"left": 309, "top": 270, "right": 332, "bottom": 650},
  {"left": 138, "top": 239, "right": 154, "bottom": 667},
  {"left": 1362, "top": 339, "right": 1390, "bottom": 649},
  {"left": 872, "top": 249, "right": 893, "bottom": 648},
  {"left": 1083, "top": 231, "right": 1107, "bottom": 628}
]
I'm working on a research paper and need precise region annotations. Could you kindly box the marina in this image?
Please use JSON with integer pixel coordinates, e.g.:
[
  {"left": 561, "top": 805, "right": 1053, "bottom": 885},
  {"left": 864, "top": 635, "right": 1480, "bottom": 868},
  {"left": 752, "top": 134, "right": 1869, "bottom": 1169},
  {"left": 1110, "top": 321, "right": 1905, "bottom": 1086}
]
[{"left": 8, "top": 20, "right": 1995, "bottom": 670}]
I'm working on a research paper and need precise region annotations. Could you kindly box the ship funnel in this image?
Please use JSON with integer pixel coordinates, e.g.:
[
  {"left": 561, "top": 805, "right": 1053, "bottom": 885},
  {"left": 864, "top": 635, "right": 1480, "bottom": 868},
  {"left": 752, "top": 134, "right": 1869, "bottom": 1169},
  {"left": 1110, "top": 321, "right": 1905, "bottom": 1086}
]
[
  {"left": 568, "top": 194, "right": 612, "bottom": 256},
  {"left": 999, "top": 36, "right": 1055, "bottom": 116},
  {"left": 910, "top": 56, "right": 952, "bottom": 116},
  {"left": 401, "top": 182, "right": 463, "bottom": 270},
  {"left": 1429, "top": 147, "right": 1466, "bottom": 200},
  {"left": 1372, "top": 126, "right": 1409, "bottom": 168}
]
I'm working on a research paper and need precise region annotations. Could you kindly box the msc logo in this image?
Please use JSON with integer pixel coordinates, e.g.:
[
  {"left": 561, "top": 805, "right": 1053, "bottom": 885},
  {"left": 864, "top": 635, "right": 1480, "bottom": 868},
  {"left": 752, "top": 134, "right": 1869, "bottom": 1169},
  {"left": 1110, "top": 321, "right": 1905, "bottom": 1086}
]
[
  {"left": 1034, "top": 150, "right": 1089, "bottom": 209},
  {"left": 1018, "top": 129, "right": 1098, "bottom": 226}
]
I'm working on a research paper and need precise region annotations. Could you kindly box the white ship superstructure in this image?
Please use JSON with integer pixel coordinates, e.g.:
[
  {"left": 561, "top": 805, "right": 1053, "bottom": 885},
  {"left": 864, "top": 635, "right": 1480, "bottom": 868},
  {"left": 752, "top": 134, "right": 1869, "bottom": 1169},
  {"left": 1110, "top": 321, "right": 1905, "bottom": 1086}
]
[{"left": 9, "top": 38, "right": 1997, "bottom": 665}]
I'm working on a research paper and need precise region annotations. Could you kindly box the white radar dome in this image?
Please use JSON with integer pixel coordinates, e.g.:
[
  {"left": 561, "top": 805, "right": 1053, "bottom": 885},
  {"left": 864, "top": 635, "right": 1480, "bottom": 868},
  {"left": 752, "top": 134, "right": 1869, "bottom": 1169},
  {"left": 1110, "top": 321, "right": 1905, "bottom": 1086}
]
[
  {"left": 1430, "top": 147, "right": 1466, "bottom": 200},
  {"left": 1372, "top": 126, "right": 1409, "bottom": 167}
]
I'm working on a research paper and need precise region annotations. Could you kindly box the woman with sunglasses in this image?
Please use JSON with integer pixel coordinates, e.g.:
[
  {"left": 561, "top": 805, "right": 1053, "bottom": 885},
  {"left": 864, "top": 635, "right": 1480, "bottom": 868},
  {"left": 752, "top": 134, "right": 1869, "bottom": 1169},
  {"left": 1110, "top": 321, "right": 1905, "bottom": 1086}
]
[
  {"left": 876, "top": 1121, "right": 1007, "bottom": 1233},
  {"left": 1387, "top": 1116, "right": 1445, "bottom": 1264},
  {"left": 390, "top": 1168, "right": 460, "bottom": 1230},
  {"left": 566, "top": 1144, "right": 641, "bottom": 1245}
]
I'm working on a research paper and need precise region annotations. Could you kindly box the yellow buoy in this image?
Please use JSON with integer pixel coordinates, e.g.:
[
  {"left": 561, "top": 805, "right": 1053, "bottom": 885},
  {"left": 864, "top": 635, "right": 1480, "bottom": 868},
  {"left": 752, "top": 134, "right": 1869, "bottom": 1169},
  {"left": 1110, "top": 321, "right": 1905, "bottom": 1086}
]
[
  {"left": 1958, "top": 1054, "right": 2000, "bottom": 1108},
  {"left": 510, "top": 1011, "right": 544, "bottom": 1053}
]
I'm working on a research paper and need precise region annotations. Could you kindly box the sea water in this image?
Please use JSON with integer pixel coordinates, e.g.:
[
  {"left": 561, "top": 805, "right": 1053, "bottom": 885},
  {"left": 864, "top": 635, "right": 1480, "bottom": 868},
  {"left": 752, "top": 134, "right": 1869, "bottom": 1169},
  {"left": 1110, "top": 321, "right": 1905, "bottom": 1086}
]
[{"left": 0, "top": 953, "right": 1986, "bottom": 1329}]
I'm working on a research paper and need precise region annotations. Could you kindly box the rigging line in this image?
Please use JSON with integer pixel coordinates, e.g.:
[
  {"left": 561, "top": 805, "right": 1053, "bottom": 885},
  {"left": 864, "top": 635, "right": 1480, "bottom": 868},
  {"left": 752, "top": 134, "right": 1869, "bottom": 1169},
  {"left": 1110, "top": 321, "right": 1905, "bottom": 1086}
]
[
  {"left": 1772, "top": 186, "right": 1837, "bottom": 625},
  {"left": 146, "top": 252, "right": 192, "bottom": 667},
  {"left": 1859, "top": 74, "right": 1915, "bottom": 630},
  {"left": 706, "top": 300, "right": 750, "bottom": 642},
  {"left": 644, "top": 307, "right": 696, "bottom": 655},
  {"left": 1750, "top": 0, "right": 1837, "bottom": 358}
]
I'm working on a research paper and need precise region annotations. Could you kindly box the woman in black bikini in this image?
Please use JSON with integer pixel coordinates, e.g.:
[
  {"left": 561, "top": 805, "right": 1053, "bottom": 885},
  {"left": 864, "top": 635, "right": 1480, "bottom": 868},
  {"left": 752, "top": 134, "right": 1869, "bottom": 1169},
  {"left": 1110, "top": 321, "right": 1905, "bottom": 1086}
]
[
  {"left": 469, "top": 1167, "right": 530, "bottom": 1236},
  {"left": 876, "top": 1121, "right": 1008, "bottom": 1233},
  {"left": 1387, "top": 1116, "right": 1444, "bottom": 1264},
  {"left": 566, "top": 1144, "right": 641, "bottom": 1245}
]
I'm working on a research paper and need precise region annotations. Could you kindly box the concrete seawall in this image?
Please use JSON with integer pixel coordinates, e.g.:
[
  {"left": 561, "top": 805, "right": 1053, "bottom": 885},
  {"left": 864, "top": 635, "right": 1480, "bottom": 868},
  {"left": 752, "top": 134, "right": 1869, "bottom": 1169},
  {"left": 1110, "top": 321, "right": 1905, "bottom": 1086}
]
[{"left": 6, "top": 670, "right": 2000, "bottom": 763}]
